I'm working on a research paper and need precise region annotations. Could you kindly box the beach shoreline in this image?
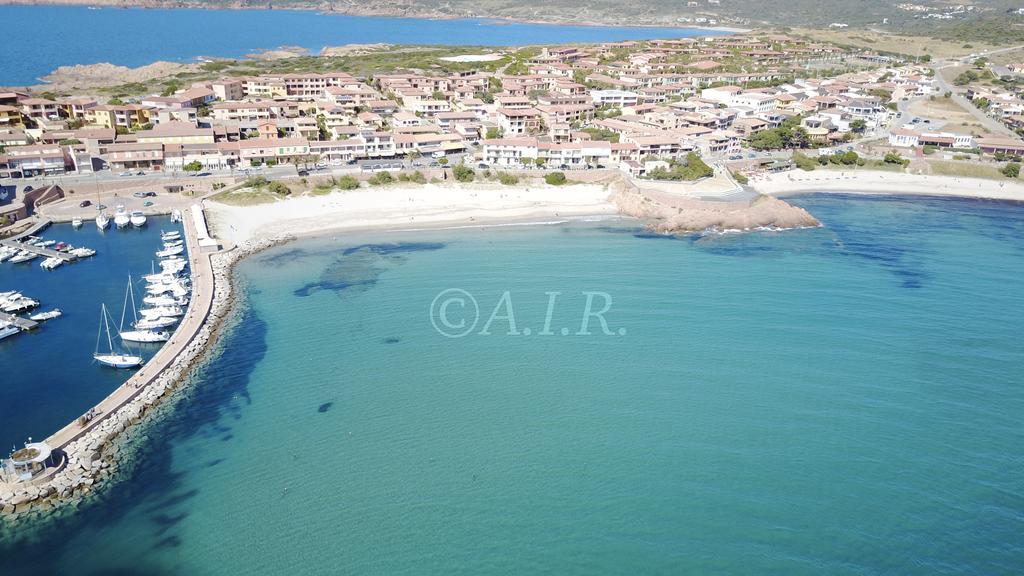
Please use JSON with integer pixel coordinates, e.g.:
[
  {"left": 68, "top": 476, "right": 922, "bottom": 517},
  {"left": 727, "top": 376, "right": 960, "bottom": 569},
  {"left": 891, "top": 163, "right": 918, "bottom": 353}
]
[{"left": 749, "top": 170, "right": 1024, "bottom": 203}]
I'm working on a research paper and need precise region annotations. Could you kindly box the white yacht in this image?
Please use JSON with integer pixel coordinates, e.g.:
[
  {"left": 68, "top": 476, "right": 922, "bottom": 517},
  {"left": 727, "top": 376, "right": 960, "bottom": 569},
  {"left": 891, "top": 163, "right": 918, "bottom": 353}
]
[
  {"left": 40, "top": 257, "right": 63, "bottom": 271},
  {"left": 170, "top": 209, "right": 183, "bottom": 223},
  {"left": 130, "top": 210, "right": 147, "bottom": 227},
  {"left": 9, "top": 251, "right": 38, "bottom": 264},
  {"left": 113, "top": 205, "right": 130, "bottom": 229},
  {"left": 96, "top": 212, "right": 110, "bottom": 230},
  {"left": 140, "top": 305, "right": 183, "bottom": 318},
  {"left": 161, "top": 230, "right": 181, "bottom": 241},
  {"left": 69, "top": 247, "right": 96, "bottom": 258},
  {"left": 1, "top": 295, "right": 39, "bottom": 314},
  {"left": 72, "top": 218, "right": 83, "bottom": 229},
  {"left": 95, "top": 302, "right": 142, "bottom": 369},
  {"left": 135, "top": 316, "right": 177, "bottom": 330},
  {"left": 143, "top": 294, "right": 187, "bottom": 307},
  {"left": 155, "top": 245, "right": 184, "bottom": 258},
  {"left": 29, "top": 309, "right": 62, "bottom": 322}
]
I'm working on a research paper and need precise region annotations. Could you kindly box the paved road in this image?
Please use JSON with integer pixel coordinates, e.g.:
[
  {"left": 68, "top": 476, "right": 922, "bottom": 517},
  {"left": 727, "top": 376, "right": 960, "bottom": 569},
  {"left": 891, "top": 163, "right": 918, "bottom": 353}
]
[{"left": 932, "top": 49, "right": 1023, "bottom": 138}]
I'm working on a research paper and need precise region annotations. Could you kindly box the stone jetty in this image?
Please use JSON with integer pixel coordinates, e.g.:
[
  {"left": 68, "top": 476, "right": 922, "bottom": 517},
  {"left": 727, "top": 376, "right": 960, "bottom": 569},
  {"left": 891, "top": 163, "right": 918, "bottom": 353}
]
[{"left": 0, "top": 217, "right": 292, "bottom": 526}]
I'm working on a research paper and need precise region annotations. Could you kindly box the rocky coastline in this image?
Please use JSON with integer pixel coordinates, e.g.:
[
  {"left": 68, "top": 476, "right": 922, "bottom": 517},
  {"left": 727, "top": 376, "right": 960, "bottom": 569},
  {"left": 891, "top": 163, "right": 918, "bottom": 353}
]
[
  {"left": 611, "top": 181, "right": 820, "bottom": 234},
  {"left": 0, "top": 235, "right": 292, "bottom": 531}
]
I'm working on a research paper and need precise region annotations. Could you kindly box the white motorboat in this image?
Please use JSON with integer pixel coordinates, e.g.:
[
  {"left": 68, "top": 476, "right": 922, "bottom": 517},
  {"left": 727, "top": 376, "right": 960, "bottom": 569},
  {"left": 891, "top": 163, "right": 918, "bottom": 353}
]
[
  {"left": 29, "top": 308, "right": 62, "bottom": 321},
  {"left": 1, "top": 296, "right": 39, "bottom": 313},
  {"left": 94, "top": 303, "right": 143, "bottom": 368},
  {"left": 161, "top": 230, "right": 181, "bottom": 241},
  {"left": 135, "top": 316, "right": 177, "bottom": 330},
  {"left": 96, "top": 212, "right": 110, "bottom": 230},
  {"left": 120, "top": 329, "right": 169, "bottom": 343},
  {"left": 170, "top": 209, "right": 182, "bottom": 223},
  {"left": 130, "top": 210, "right": 147, "bottom": 227},
  {"left": 163, "top": 240, "right": 184, "bottom": 248},
  {"left": 140, "top": 305, "right": 183, "bottom": 318},
  {"left": 143, "top": 294, "right": 187, "bottom": 307},
  {"left": 36, "top": 240, "right": 55, "bottom": 248},
  {"left": 113, "top": 205, "right": 130, "bottom": 229},
  {"left": 0, "top": 322, "right": 20, "bottom": 342},
  {"left": 69, "top": 247, "right": 96, "bottom": 258},
  {"left": 72, "top": 218, "right": 83, "bottom": 228},
  {"left": 40, "top": 257, "right": 63, "bottom": 270},
  {"left": 155, "top": 245, "right": 184, "bottom": 258},
  {"left": 9, "top": 251, "right": 38, "bottom": 264},
  {"left": 0, "top": 247, "right": 16, "bottom": 262}
]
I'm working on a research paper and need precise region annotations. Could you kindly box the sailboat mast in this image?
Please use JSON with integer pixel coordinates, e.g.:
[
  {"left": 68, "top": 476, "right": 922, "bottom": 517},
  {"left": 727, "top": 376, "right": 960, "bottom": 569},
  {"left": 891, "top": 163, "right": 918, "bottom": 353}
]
[
  {"left": 119, "top": 277, "right": 130, "bottom": 332},
  {"left": 103, "top": 304, "right": 114, "bottom": 353},
  {"left": 95, "top": 306, "right": 103, "bottom": 356}
]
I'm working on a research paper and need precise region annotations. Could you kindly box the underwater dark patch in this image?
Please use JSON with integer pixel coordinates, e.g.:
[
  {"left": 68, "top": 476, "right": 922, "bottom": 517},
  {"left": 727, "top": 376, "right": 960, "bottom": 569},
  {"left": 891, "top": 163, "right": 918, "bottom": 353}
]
[
  {"left": 295, "top": 242, "right": 445, "bottom": 297},
  {"left": 341, "top": 242, "right": 446, "bottom": 256},
  {"left": 318, "top": 402, "right": 334, "bottom": 413},
  {"left": 382, "top": 337, "right": 401, "bottom": 344}
]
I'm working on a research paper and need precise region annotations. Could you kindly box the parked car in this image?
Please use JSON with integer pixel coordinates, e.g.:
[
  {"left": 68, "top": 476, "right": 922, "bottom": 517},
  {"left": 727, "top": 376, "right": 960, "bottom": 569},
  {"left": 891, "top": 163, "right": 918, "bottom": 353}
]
[
  {"left": 135, "top": 171, "right": 146, "bottom": 176},
  {"left": 477, "top": 163, "right": 489, "bottom": 169},
  {"left": 144, "top": 191, "right": 157, "bottom": 197},
  {"left": 79, "top": 200, "right": 92, "bottom": 208},
  {"left": 297, "top": 170, "right": 309, "bottom": 177},
  {"left": 132, "top": 191, "right": 146, "bottom": 198}
]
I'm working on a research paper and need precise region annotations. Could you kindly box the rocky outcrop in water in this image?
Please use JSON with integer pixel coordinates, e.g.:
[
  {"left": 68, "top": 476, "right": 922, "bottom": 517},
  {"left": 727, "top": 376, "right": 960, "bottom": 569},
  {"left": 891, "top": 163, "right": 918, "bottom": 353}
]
[{"left": 611, "top": 183, "right": 819, "bottom": 234}]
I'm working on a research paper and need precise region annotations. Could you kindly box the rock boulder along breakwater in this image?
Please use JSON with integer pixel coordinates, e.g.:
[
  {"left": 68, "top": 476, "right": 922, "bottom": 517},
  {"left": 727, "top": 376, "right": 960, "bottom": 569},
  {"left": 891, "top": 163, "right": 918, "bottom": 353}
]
[{"left": 0, "top": 235, "right": 291, "bottom": 528}]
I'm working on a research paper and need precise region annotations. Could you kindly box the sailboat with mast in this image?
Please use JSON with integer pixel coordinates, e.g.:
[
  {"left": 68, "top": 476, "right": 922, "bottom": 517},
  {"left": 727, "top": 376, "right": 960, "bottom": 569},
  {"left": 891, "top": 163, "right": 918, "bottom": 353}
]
[
  {"left": 94, "top": 303, "right": 143, "bottom": 368},
  {"left": 118, "top": 276, "right": 170, "bottom": 343}
]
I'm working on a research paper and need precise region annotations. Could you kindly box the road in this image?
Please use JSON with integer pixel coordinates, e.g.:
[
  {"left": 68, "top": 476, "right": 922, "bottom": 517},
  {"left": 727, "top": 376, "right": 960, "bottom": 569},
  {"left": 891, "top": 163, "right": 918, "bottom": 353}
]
[{"left": 931, "top": 46, "right": 1024, "bottom": 138}]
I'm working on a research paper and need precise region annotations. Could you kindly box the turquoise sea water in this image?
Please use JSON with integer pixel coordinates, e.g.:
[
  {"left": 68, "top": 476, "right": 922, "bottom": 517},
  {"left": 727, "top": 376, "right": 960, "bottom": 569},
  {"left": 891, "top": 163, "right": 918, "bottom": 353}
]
[
  {"left": 0, "top": 6, "right": 725, "bottom": 86},
  {"left": 2, "top": 194, "right": 1023, "bottom": 574},
  {"left": 0, "top": 217, "right": 186, "bottom": 450}
]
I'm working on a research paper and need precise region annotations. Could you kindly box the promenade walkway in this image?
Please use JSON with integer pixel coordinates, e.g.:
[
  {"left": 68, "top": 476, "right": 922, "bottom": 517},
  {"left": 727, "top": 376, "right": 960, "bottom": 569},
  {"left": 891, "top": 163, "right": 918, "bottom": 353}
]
[{"left": 45, "top": 210, "right": 218, "bottom": 450}]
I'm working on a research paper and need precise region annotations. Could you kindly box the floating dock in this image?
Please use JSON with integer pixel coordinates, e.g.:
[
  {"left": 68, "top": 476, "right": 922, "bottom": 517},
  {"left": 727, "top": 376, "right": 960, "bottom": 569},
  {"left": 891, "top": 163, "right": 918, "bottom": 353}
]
[
  {"left": 0, "top": 219, "right": 76, "bottom": 262},
  {"left": 0, "top": 311, "right": 38, "bottom": 330}
]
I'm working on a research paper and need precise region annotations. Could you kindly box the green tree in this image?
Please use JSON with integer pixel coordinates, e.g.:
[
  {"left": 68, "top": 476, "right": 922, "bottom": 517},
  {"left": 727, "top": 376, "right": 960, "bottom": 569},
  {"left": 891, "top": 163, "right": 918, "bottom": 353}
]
[
  {"left": 183, "top": 160, "right": 203, "bottom": 172},
  {"left": 336, "top": 175, "right": 360, "bottom": 190},
  {"left": 849, "top": 119, "right": 867, "bottom": 133},
  {"left": 437, "top": 157, "right": 449, "bottom": 166},
  {"left": 452, "top": 163, "right": 475, "bottom": 183},
  {"left": 485, "top": 127, "right": 503, "bottom": 139},
  {"left": 1002, "top": 162, "right": 1021, "bottom": 178},
  {"left": 545, "top": 172, "right": 568, "bottom": 186}
]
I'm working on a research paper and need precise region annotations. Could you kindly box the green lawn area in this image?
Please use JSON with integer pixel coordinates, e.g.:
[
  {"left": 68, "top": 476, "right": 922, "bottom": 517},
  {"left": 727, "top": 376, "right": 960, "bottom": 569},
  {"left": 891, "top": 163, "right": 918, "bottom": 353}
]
[
  {"left": 209, "top": 188, "right": 281, "bottom": 206},
  {"left": 927, "top": 160, "right": 1006, "bottom": 180}
]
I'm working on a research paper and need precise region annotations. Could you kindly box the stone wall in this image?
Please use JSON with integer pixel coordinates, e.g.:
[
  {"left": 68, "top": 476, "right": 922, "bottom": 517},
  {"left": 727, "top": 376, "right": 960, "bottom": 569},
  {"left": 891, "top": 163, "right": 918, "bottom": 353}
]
[{"left": 0, "top": 235, "right": 292, "bottom": 526}]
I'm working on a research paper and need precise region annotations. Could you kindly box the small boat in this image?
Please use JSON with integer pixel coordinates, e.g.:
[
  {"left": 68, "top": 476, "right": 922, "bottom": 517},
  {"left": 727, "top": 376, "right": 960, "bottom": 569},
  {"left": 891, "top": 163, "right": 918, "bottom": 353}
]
[
  {"left": 2, "top": 296, "right": 39, "bottom": 314},
  {"left": 40, "top": 257, "right": 63, "bottom": 270},
  {"left": 140, "top": 305, "right": 183, "bottom": 318},
  {"left": 143, "top": 294, "right": 187, "bottom": 307},
  {"left": 119, "top": 329, "right": 169, "bottom": 343},
  {"left": 96, "top": 291, "right": 143, "bottom": 368},
  {"left": 36, "top": 240, "right": 55, "bottom": 248},
  {"left": 161, "top": 231, "right": 181, "bottom": 241},
  {"left": 69, "top": 247, "right": 96, "bottom": 258},
  {"left": 130, "top": 210, "right": 147, "bottom": 227},
  {"left": 134, "top": 316, "right": 177, "bottom": 330},
  {"left": 0, "top": 247, "right": 16, "bottom": 262},
  {"left": 29, "top": 308, "right": 62, "bottom": 322},
  {"left": 170, "top": 209, "right": 183, "bottom": 223},
  {"left": 155, "top": 245, "right": 184, "bottom": 258},
  {"left": 72, "top": 218, "right": 83, "bottom": 229},
  {"left": 113, "top": 205, "right": 130, "bottom": 229},
  {"left": 9, "top": 251, "right": 38, "bottom": 264},
  {"left": 163, "top": 240, "right": 184, "bottom": 248},
  {"left": 96, "top": 212, "right": 110, "bottom": 230},
  {"left": 55, "top": 242, "right": 69, "bottom": 251},
  {"left": 0, "top": 322, "right": 20, "bottom": 342}
]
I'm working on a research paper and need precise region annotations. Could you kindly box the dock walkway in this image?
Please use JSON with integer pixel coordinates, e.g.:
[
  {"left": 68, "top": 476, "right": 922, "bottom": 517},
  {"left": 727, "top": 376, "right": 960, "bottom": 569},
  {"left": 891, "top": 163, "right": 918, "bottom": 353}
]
[
  {"left": 0, "top": 311, "right": 38, "bottom": 330},
  {"left": 0, "top": 238, "right": 77, "bottom": 262}
]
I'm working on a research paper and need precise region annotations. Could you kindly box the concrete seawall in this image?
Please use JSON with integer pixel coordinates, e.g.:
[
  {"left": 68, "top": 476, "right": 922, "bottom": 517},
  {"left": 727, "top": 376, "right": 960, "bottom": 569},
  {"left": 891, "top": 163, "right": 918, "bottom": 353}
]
[{"left": 0, "top": 211, "right": 290, "bottom": 524}]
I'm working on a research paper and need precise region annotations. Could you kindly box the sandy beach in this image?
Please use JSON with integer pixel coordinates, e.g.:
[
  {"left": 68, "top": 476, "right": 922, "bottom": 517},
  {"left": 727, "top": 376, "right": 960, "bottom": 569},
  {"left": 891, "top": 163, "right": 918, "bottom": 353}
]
[
  {"left": 750, "top": 170, "right": 1024, "bottom": 202},
  {"left": 206, "top": 181, "right": 618, "bottom": 244}
]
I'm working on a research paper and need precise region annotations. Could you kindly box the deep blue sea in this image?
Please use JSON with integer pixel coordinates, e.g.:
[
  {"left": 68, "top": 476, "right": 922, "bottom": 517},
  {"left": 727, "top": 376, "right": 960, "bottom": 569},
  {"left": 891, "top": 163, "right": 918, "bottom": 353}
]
[
  {"left": 1, "top": 194, "right": 1023, "bottom": 575},
  {"left": 0, "top": 216, "right": 185, "bottom": 450},
  {"left": 0, "top": 6, "right": 724, "bottom": 86}
]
